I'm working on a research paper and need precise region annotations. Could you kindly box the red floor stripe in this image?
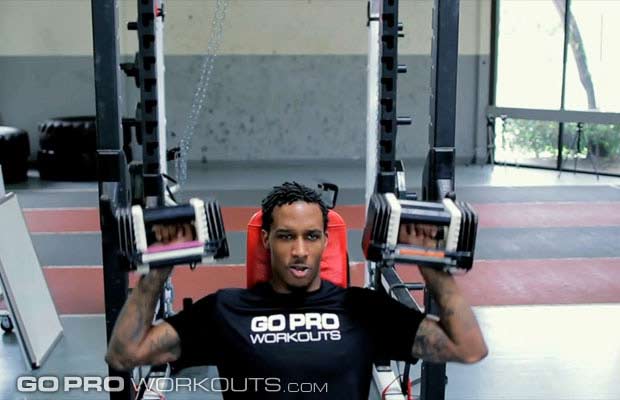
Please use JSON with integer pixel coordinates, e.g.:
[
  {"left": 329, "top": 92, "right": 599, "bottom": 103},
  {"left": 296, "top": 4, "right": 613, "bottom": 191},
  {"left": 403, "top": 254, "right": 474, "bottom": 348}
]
[
  {"left": 2, "top": 258, "right": 614, "bottom": 315},
  {"left": 24, "top": 208, "right": 101, "bottom": 233},
  {"left": 23, "top": 202, "right": 620, "bottom": 233},
  {"left": 475, "top": 202, "right": 620, "bottom": 228},
  {"left": 393, "top": 258, "right": 620, "bottom": 307}
]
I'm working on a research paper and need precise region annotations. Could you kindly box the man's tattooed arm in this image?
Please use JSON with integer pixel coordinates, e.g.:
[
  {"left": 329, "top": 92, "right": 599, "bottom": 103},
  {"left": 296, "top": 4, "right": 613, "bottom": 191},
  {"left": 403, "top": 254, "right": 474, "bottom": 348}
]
[
  {"left": 105, "top": 267, "right": 181, "bottom": 371},
  {"left": 411, "top": 267, "right": 488, "bottom": 364}
]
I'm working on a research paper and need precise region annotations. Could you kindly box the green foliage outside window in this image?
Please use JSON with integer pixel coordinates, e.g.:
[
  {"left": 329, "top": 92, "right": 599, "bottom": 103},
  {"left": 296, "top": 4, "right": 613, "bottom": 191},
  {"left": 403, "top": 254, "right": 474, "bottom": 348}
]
[
  {"left": 573, "top": 123, "right": 620, "bottom": 158},
  {"left": 499, "top": 119, "right": 558, "bottom": 158},
  {"left": 500, "top": 119, "right": 620, "bottom": 159}
]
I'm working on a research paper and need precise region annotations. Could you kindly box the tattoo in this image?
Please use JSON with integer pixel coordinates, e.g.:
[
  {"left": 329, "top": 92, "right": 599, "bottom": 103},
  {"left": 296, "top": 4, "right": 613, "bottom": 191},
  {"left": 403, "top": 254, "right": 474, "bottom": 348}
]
[
  {"left": 415, "top": 269, "right": 486, "bottom": 364},
  {"left": 442, "top": 307, "right": 455, "bottom": 319},
  {"left": 106, "top": 270, "right": 176, "bottom": 369},
  {"left": 150, "top": 329, "right": 171, "bottom": 352},
  {"left": 110, "top": 340, "right": 125, "bottom": 356},
  {"left": 129, "top": 304, "right": 144, "bottom": 342},
  {"left": 412, "top": 318, "right": 455, "bottom": 363},
  {"left": 125, "top": 272, "right": 168, "bottom": 342},
  {"left": 148, "top": 325, "right": 181, "bottom": 361}
]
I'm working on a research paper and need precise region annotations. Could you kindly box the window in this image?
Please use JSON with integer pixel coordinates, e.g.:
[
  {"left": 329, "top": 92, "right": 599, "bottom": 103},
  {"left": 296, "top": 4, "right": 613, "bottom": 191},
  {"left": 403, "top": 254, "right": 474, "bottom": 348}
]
[
  {"left": 491, "top": 0, "right": 620, "bottom": 176},
  {"left": 564, "top": 1, "right": 620, "bottom": 112},
  {"left": 563, "top": 122, "right": 620, "bottom": 174},
  {"left": 495, "top": 0, "right": 564, "bottom": 109}
]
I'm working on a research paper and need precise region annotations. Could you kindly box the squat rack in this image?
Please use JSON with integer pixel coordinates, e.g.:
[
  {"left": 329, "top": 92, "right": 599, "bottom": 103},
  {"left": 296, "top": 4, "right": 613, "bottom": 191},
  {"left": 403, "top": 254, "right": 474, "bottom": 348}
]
[
  {"left": 366, "top": 0, "right": 460, "bottom": 399},
  {"left": 91, "top": 1, "right": 462, "bottom": 399},
  {"left": 92, "top": 1, "right": 171, "bottom": 399}
]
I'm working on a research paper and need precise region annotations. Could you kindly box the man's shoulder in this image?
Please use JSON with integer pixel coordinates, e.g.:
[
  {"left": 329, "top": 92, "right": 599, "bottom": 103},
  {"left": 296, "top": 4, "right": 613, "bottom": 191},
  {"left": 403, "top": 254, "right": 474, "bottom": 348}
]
[
  {"left": 320, "top": 282, "right": 380, "bottom": 301},
  {"left": 217, "top": 287, "right": 249, "bottom": 296},
  {"left": 342, "top": 286, "right": 396, "bottom": 307},
  {"left": 189, "top": 287, "right": 250, "bottom": 308},
  {"left": 212, "top": 287, "right": 252, "bottom": 302},
  {"left": 343, "top": 286, "right": 380, "bottom": 297}
]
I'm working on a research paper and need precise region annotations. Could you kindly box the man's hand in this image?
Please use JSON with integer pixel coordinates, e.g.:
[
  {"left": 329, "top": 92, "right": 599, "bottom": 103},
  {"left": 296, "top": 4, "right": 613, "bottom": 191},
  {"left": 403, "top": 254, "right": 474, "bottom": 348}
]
[
  {"left": 398, "top": 223, "right": 439, "bottom": 248},
  {"left": 398, "top": 223, "right": 444, "bottom": 279},
  {"left": 152, "top": 223, "right": 195, "bottom": 246}
]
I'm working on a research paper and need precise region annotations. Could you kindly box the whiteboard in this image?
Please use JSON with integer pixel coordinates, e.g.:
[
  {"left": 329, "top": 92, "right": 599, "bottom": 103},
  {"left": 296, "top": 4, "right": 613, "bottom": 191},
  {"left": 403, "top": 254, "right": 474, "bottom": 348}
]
[{"left": 0, "top": 193, "right": 63, "bottom": 369}]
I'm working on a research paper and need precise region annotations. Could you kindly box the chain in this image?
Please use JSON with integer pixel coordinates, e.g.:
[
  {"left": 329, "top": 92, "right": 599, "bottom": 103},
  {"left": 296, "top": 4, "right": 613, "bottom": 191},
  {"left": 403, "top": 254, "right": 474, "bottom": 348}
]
[{"left": 176, "top": 0, "right": 229, "bottom": 185}]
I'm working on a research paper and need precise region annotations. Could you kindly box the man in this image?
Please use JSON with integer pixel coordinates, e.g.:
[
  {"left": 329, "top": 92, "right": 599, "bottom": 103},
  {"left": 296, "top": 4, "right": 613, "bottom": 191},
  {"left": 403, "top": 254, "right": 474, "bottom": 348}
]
[{"left": 106, "top": 182, "right": 487, "bottom": 398}]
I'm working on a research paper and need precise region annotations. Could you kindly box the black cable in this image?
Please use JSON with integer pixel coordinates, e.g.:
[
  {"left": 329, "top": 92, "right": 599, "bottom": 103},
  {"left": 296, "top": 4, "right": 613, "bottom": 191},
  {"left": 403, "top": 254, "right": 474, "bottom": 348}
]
[
  {"left": 165, "top": 185, "right": 177, "bottom": 204},
  {"left": 162, "top": 173, "right": 178, "bottom": 203},
  {"left": 401, "top": 363, "right": 411, "bottom": 395},
  {"left": 162, "top": 173, "right": 177, "bottom": 184}
]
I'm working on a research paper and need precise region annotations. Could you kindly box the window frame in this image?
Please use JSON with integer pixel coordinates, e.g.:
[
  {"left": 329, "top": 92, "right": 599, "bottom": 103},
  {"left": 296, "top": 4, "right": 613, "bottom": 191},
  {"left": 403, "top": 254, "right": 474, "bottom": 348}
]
[{"left": 487, "top": 0, "right": 620, "bottom": 177}]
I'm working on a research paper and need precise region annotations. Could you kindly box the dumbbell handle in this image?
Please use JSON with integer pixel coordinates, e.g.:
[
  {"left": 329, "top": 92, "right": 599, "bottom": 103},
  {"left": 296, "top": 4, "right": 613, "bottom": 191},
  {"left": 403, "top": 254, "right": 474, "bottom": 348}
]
[
  {"left": 143, "top": 204, "right": 195, "bottom": 224},
  {"left": 400, "top": 208, "right": 451, "bottom": 226}
]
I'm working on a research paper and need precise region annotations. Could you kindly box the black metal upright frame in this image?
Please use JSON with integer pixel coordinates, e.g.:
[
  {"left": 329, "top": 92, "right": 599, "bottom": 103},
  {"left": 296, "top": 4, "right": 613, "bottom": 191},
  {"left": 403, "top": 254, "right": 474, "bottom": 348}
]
[
  {"left": 420, "top": 1, "right": 460, "bottom": 399},
  {"left": 423, "top": 0, "right": 459, "bottom": 202},
  {"left": 136, "top": 0, "right": 165, "bottom": 203},
  {"left": 92, "top": 1, "right": 169, "bottom": 399},
  {"left": 374, "top": 0, "right": 407, "bottom": 195},
  {"left": 372, "top": 0, "right": 460, "bottom": 399},
  {"left": 91, "top": 1, "right": 133, "bottom": 399}
]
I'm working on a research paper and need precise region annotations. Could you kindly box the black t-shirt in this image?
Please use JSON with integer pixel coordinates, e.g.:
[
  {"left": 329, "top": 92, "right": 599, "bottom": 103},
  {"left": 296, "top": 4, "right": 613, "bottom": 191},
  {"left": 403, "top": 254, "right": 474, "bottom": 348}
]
[{"left": 165, "top": 280, "right": 424, "bottom": 399}]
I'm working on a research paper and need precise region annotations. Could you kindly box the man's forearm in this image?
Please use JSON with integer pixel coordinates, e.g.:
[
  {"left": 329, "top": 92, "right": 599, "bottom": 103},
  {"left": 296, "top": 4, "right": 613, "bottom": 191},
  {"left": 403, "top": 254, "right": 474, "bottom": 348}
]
[
  {"left": 420, "top": 267, "right": 487, "bottom": 361},
  {"left": 106, "top": 268, "right": 172, "bottom": 367}
]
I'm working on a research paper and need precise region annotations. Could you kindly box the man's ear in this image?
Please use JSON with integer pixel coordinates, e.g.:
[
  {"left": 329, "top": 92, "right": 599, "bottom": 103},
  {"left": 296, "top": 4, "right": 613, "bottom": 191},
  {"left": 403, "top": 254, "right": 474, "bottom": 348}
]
[{"left": 261, "top": 229, "right": 270, "bottom": 249}]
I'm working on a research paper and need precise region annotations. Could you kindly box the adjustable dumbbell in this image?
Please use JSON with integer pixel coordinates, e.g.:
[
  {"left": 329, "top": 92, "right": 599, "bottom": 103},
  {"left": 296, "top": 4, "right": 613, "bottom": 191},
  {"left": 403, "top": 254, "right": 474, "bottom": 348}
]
[
  {"left": 117, "top": 198, "right": 229, "bottom": 272},
  {"left": 361, "top": 193, "right": 478, "bottom": 273}
]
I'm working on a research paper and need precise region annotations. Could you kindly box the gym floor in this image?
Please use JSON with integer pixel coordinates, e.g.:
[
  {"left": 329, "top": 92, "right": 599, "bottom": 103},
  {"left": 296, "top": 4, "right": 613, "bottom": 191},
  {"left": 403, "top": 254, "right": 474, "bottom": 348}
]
[{"left": 1, "top": 161, "right": 620, "bottom": 400}]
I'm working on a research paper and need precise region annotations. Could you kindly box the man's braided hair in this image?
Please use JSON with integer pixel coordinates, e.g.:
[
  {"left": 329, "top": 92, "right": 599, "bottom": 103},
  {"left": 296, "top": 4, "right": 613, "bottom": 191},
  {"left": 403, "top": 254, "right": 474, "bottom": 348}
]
[{"left": 261, "top": 182, "right": 329, "bottom": 232}]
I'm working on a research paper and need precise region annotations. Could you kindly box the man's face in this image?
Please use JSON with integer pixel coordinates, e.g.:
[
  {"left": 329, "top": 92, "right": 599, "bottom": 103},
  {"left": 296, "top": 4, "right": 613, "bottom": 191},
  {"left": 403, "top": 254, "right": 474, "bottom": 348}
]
[{"left": 261, "top": 201, "right": 327, "bottom": 293}]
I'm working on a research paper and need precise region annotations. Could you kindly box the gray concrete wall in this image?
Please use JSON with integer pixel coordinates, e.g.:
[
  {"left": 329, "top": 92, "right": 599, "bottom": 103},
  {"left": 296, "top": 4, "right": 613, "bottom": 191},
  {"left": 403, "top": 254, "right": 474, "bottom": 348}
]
[
  {"left": 0, "top": 0, "right": 491, "bottom": 164},
  {"left": 0, "top": 56, "right": 97, "bottom": 149},
  {"left": 165, "top": 54, "right": 488, "bottom": 163}
]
